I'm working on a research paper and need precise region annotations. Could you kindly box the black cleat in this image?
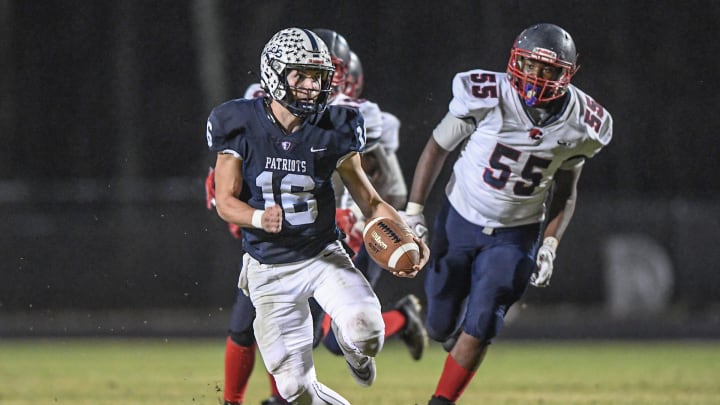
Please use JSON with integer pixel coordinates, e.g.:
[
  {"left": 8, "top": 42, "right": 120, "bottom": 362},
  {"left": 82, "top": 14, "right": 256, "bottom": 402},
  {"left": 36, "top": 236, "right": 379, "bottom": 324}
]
[
  {"left": 395, "top": 294, "right": 429, "bottom": 360},
  {"left": 260, "top": 395, "right": 288, "bottom": 405},
  {"left": 442, "top": 327, "right": 462, "bottom": 353},
  {"left": 428, "top": 395, "right": 456, "bottom": 405}
]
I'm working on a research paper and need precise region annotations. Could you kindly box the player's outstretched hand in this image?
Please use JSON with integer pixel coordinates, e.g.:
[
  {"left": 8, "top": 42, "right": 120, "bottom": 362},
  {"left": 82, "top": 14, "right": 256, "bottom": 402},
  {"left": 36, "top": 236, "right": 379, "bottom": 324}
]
[
  {"left": 391, "top": 234, "right": 430, "bottom": 279},
  {"left": 261, "top": 205, "right": 283, "bottom": 233},
  {"left": 530, "top": 237, "right": 558, "bottom": 287}
]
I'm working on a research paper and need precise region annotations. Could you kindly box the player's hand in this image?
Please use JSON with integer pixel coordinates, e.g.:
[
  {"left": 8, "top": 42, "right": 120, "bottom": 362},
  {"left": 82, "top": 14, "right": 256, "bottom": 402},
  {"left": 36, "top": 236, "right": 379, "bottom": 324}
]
[
  {"left": 399, "top": 211, "right": 429, "bottom": 245},
  {"left": 261, "top": 205, "right": 283, "bottom": 233},
  {"left": 391, "top": 234, "right": 430, "bottom": 279},
  {"left": 530, "top": 237, "right": 558, "bottom": 287},
  {"left": 204, "top": 167, "right": 216, "bottom": 210}
]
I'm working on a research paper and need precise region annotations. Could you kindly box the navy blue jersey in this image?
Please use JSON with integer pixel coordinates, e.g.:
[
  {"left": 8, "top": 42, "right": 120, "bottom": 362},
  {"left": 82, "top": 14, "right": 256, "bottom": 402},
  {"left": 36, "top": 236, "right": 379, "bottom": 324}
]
[{"left": 206, "top": 97, "right": 366, "bottom": 263}]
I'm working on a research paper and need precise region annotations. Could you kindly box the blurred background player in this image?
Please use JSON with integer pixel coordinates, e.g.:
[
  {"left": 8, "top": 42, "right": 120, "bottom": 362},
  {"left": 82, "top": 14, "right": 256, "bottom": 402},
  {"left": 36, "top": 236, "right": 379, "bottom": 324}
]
[
  {"left": 402, "top": 23, "right": 612, "bottom": 404},
  {"left": 320, "top": 42, "right": 427, "bottom": 361}
]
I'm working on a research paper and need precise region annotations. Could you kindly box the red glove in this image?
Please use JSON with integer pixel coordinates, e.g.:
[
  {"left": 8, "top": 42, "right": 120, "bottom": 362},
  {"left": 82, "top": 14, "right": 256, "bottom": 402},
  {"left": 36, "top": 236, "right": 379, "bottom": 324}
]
[
  {"left": 204, "top": 167, "right": 216, "bottom": 210},
  {"left": 228, "top": 223, "right": 242, "bottom": 239},
  {"left": 335, "top": 208, "right": 363, "bottom": 253}
]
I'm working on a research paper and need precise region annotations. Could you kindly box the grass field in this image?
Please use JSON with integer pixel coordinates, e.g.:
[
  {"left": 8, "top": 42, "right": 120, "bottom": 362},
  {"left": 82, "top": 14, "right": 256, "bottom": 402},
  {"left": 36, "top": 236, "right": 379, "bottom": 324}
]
[{"left": 1, "top": 338, "right": 719, "bottom": 404}]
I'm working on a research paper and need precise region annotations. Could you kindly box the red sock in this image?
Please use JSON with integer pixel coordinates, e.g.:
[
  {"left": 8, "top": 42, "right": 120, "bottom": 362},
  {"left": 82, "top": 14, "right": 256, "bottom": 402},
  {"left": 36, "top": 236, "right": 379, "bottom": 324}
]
[
  {"left": 434, "top": 354, "right": 477, "bottom": 402},
  {"left": 382, "top": 309, "right": 406, "bottom": 337},
  {"left": 224, "top": 337, "right": 255, "bottom": 404},
  {"left": 268, "top": 372, "right": 282, "bottom": 399}
]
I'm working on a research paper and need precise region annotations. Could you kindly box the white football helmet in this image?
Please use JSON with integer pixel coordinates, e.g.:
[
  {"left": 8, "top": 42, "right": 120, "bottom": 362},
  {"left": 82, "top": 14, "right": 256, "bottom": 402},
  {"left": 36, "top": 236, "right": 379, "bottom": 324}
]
[{"left": 260, "top": 28, "right": 335, "bottom": 116}]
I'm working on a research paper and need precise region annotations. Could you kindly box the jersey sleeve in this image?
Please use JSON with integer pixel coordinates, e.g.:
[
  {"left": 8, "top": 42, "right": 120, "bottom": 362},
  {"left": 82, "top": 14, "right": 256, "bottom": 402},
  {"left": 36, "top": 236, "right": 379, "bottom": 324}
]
[
  {"left": 357, "top": 99, "right": 383, "bottom": 149},
  {"left": 379, "top": 111, "right": 400, "bottom": 154},
  {"left": 448, "top": 69, "right": 499, "bottom": 120},
  {"left": 205, "top": 99, "right": 252, "bottom": 159},
  {"left": 329, "top": 105, "right": 366, "bottom": 166}
]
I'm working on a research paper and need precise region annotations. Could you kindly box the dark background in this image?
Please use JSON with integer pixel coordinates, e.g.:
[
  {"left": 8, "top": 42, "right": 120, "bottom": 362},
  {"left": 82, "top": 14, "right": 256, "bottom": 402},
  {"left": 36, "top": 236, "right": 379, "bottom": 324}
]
[{"left": 1, "top": 0, "right": 718, "bottom": 337}]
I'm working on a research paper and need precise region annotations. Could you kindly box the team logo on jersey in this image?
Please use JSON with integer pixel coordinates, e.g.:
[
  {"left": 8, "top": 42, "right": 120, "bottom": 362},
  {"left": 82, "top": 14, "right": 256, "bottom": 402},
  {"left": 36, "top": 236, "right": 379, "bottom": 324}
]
[
  {"left": 529, "top": 128, "right": 543, "bottom": 140},
  {"left": 280, "top": 141, "right": 293, "bottom": 151}
]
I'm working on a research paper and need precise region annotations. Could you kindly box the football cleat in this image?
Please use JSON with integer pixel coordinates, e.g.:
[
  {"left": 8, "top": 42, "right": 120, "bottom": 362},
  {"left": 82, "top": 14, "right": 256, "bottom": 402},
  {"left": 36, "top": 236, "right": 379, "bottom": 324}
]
[
  {"left": 441, "top": 327, "right": 462, "bottom": 353},
  {"left": 331, "top": 321, "right": 376, "bottom": 387},
  {"left": 428, "top": 395, "right": 456, "bottom": 405},
  {"left": 395, "top": 294, "right": 429, "bottom": 360},
  {"left": 260, "top": 395, "right": 288, "bottom": 405}
]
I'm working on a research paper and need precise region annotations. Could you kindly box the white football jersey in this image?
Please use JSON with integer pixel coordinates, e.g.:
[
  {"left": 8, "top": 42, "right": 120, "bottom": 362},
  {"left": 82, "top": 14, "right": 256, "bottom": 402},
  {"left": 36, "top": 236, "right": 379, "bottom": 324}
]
[
  {"left": 435, "top": 69, "right": 612, "bottom": 228},
  {"left": 243, "top": 83, "right": 266, "bottom": 99},
  {"left": 332, "top": 95, "right": 383, "bottom": 145},
  {"left": 379, "top": 111, "right": 400, "bottom": 154},
  {"left": 332, "top": 96, "right": 407, "bottom": 208}
]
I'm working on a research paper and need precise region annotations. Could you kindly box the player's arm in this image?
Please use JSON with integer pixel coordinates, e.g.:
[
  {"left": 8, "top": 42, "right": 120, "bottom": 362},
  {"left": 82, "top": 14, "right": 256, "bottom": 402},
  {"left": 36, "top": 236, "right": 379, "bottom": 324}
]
[
  {"left": 213, "top": 153, "right": 282, "bottom": 233},
  {"left": 530, "top": 163, "right": 583, "bottom": 287},
  {"left": 544, "top": 163, "right": 583, "bottom": 242},
  {"left": 407, "top": 137, "right": 451, "bottom": 207},
  {"left": 338, "top": 152, "right": 404, "bottom": 227},
  {"left": 337, "top": 152, "right": 429, "bottom": 274}
]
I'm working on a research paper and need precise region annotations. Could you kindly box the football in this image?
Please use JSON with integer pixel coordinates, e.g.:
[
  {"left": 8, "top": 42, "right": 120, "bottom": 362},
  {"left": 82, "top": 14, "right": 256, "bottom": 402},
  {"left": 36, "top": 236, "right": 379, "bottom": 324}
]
[{"left": 363, "top": 217, "right": 420, "bottom": 272}]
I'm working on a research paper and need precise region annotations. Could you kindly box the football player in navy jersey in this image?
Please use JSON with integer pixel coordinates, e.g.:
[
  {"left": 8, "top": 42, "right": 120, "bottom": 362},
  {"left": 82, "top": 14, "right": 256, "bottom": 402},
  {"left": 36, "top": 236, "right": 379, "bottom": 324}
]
[
  {"left": 207, "top": 28, "right": 429, "bottom": 405},
  {"left": 213, "top": 30, "right": 427, "bottom": 405},
  {"left": 402, "top": 24, "right": 613, "bottom": 404}
]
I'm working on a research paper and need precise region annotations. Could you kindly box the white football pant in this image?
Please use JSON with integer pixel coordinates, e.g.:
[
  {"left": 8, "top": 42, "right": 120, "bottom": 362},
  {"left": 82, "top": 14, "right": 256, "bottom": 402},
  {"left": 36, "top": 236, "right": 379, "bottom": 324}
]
[{"left": 243, "top": 241, "right": 384, "bottom": 403}]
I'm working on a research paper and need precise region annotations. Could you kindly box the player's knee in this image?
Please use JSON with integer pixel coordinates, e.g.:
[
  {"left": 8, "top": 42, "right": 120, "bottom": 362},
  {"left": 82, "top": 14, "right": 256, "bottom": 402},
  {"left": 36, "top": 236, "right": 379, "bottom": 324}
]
[
  {"left": 426, "top": 322, "right": 454, "bottom": 342},
  {"left": 275, "top": 372, "right": 320, "bottom": 404},
  {"left": 425, "top": 312, "right": 458, "bottom": 342},
  {"left": 342, "top": 306, "right": 384, "bottom": 356},
  {"left": 465, "top": 309, "right": 503, "bottom": 342},
  {"left": 276, "top": 376, "right": 304, "bottom": 403},
  {"left": 228, "top": 329, "right": 255, "bottom": 347}
]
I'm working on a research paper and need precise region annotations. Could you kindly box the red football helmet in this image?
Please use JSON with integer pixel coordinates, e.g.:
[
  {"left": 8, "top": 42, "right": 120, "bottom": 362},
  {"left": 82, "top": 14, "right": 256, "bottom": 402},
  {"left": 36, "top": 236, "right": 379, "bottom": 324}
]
[
  {"left": 343, "top": 51, "right": 364, "bottom": 99},
  {"left": 312, "top": 28, "right": 351, "bottom": 100},
  {"left": 506, "top": 23, "right": 578, "bottom": 106}
]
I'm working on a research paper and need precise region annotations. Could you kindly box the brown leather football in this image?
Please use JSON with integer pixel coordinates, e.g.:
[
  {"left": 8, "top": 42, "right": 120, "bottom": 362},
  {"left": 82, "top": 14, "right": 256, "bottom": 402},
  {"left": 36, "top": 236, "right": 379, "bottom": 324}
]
[{"left": 362, "top": 217, "right": 420, "bottom": 272}]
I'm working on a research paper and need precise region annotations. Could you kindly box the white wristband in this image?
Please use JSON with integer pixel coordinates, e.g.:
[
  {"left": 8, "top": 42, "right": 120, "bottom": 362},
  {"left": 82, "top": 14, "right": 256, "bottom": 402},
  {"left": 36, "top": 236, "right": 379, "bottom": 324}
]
[
  {"left": 405, "top": 202, "right": 424, "bottom": 216},
  {"left": 542, "top": 236, "right": 559, "bottom": 253},
  {"left": 251, "top": 210, "right": 265, "bottom": 229}
]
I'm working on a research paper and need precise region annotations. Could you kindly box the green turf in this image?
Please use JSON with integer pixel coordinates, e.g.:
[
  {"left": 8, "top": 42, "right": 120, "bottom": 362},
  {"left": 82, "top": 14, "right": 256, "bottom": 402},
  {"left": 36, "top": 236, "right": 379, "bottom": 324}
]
[{"left": 0, "top": 338, "right": 719, "bottom": 404}]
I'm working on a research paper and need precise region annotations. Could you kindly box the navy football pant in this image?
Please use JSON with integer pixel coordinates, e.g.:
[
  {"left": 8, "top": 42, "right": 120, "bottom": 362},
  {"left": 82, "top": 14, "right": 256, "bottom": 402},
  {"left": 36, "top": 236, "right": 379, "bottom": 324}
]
[{"left": 424, "top": 199, "right": 541, "bottom": 344}]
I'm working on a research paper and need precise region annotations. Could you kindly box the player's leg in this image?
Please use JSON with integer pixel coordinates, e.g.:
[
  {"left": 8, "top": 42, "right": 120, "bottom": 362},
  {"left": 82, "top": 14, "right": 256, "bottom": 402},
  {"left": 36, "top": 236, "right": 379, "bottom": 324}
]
[
  {"left": 424, "top": 201, "right": 474, "bottom": 344},
  {"left": 224, "top": 287, "right": 258, "bottom": 405},
  {"left": 313, "top": 241, "right": 384, "bottom": 387},
  {"left": 423, "top": 202, "right": 475, "bottom": 405},
  {"left": 429, "top": 219, "right": 540, "bottom": 404},
  {"left": 247, "top": 253, "right": 351, "bottom": 404}
]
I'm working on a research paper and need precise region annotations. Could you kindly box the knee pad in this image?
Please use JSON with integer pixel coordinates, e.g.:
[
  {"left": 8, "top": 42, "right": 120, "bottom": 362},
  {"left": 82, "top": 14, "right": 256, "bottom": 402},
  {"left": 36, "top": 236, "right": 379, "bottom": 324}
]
[
  {"left": 228, "top": 329, "right": 255, "bottom": 347},
  {"left": 339, "top": 307, "right": 384, "bottom": 356}
]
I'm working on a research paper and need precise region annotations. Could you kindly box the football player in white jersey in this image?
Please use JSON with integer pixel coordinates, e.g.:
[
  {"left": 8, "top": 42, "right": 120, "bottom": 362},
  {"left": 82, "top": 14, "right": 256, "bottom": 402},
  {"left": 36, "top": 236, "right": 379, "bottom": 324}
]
[
  {"left": 317, "top": 46, "right": 428, "bottom": 362},
  {"left": 209, "top": 28, "right": 428, "bottom": 405},
  {"left": 402, "top": 23, "right": 613, "bottom": 405}
]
